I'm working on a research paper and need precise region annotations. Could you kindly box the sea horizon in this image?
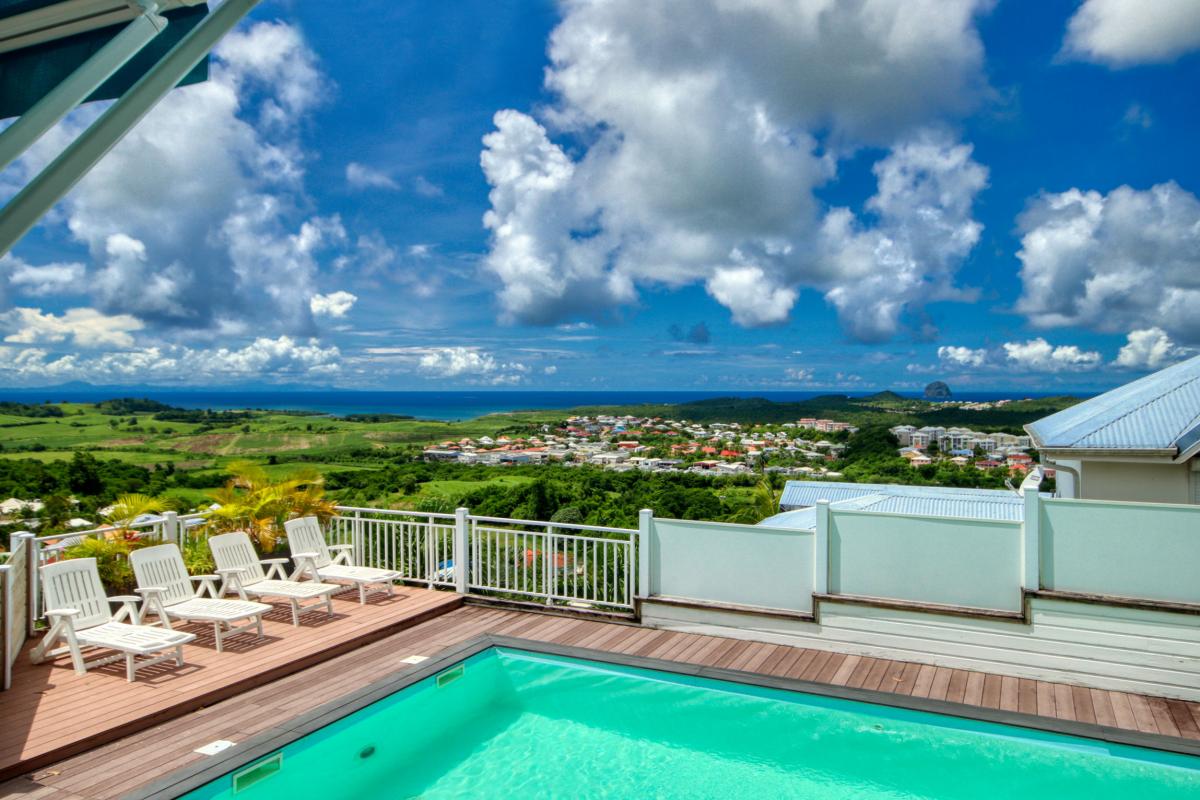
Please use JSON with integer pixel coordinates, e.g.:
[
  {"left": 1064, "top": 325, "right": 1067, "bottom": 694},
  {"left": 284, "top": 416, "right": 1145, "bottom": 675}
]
[{"left": 0, "top": 387, "right": 1083, "bottom": 421}]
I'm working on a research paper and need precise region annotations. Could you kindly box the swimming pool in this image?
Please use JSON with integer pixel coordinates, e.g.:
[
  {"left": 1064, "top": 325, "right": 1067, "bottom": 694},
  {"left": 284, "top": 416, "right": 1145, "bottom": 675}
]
[{"left": 174, "top": 644, "right": 1200, "bottom": 799}]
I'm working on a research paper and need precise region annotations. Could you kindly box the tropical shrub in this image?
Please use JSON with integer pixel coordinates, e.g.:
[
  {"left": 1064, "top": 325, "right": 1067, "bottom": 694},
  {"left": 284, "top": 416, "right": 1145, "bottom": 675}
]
[
  {"left": 63, "top": 536, "right": 135, "bottom": 594},
  {"left": 203, "top": 461, "right": 336, "bottom": 553}
]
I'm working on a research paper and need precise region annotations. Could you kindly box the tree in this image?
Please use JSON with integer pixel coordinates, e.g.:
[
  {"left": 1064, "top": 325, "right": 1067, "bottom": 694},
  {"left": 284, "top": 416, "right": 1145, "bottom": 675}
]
[{"left": 67, "top": 451, "right": 102, "bottom": 495}]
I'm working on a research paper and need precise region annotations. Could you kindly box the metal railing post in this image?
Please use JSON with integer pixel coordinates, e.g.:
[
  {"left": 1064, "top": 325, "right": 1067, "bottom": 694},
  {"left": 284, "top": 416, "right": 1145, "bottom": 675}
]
[
  {"left": 545, "top": 525, "right": 555, "bottom": 605},
  {"left": 814, "top": 500, "right": 830, "bottom": 597},
  {"left": 637, "top": 509, "right": 653, "bottom": 600},
  {"left": 352, "top": 510, "right": 363, "bottom": 565},
  {"left": 454, "top": 508, "right": 469, "bottom": 594},
  {"left": 162, "top": 510, "right": 179, "bottom": 544}
]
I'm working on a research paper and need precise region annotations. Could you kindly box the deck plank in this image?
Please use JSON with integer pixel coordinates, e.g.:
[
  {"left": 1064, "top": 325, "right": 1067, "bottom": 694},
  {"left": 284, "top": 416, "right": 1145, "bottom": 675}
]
[{"left": 5, "top": 600, "right": 1200, "bottom": 800}]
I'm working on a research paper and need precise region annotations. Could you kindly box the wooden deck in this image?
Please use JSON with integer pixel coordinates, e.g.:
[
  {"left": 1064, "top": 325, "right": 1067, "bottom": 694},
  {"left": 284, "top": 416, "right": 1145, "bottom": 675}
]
[
  {"left": 3, "top": 603, "right": 1200, "bottom": 799},
  {"left": 0, "top": 586, "right": 461, "bottom": 783}
]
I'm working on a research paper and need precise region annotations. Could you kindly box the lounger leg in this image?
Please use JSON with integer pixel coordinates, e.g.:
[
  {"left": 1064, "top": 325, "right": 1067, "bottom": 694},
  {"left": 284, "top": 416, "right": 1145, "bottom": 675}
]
[
  {"left": 324, "top": 594, "right": 334, "bottom": 616},
  {"left": 290, "top": 599, "right": 300, "bottom": 626},
  {"left": 63, "top": 626, "right": 86, "bottom": 676},
  {"left": 175, "top": 645, "right": 184, "bottom": 667},
  {"left": 359, "top": 582, "right": 367, "bottom": 605},
  {"left": 255, "top": 615, "right": 263, "bottom": 637},
  {"left": 214, "top": 622, "right": 224, "bottom": 653},
  {"left": 126, "top": 653, "right": 136, "bottom": 683}
]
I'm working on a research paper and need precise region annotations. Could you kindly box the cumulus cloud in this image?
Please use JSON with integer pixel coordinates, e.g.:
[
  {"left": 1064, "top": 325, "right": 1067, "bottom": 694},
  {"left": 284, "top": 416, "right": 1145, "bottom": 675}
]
[
  {"left": 309, "top": 290, "right": 358, "bottom": 318},
  {"left": 1114, "top": 327, "right": 1194, "bottom": 370},
  {"left": 0, "top": 336, "right": 340, "bottom": 385},
  {"left": 1063, "top": 0, "right": 1200, "bottom": 66},
  {"left": 705, "top": 266, "right": 797, "bottom": 327},
  {"left": 346, "top": 162, "right": 399, "bottom": 191},
  {"left": 1001, "top": 338, "right": 1102, "bottom": 372},
  {"left": 1015, "top": 182, "right": 1200, "bottom": 345},
  {"left": 417, "top": 346, "right": 531, "bottom": 385},
  {"left": 3, "top": 21, "right": 342, "bottom": 336},
  {"left": 818, "top": 134, "right": 987, "bottom": 341},
  {"left": 3, "top": 256, "right": 86, "bottom": 297},
  {"left": 480, "top": 0, "right": 992, "bottom": 337},
  {"left": 1, "top": 307, "right": 143, "bottom": 348},
  {"left": 937, "top": 345, "right": 988, "bottom": 368}
]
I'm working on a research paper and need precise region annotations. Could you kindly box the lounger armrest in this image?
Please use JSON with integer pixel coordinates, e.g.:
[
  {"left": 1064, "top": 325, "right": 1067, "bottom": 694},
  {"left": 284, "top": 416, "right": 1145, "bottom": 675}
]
[
  {"left": 44, "top": 607, "right": 80, "bottom": 619},
  {"left": 135, "top": 587, "right": 167, "bottom": 596},
  {"left": 328, "top": 543, "right": 354, "bottom": 565},
  {"left": 190, "top": 574, "right": 221, "bottom": 599},
  {"left": 107, "top": 595, "right": 142, "bottom": 622},
  {"left": 259, "top": 557, "right": 289, "bottom": 580},
  {"left": 289, "top": 552, "right": 320, "bottom": 581},
  {"left": 214, "top": 567, "right": 247, "bottom": 575}
]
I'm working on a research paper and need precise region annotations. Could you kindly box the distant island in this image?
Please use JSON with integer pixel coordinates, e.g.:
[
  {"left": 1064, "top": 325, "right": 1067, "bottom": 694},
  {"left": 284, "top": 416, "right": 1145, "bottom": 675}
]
[{"left": 924, "top": 381, "right": 952, "bottom": 400}]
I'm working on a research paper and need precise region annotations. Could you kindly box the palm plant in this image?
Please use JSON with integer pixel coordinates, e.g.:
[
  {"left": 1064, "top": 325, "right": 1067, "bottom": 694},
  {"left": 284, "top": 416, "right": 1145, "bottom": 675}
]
[
  {"left": 728, "top": 478, "right": 783, "bottom": 524},
  {"left": 103, "top": 493, "right": 167, "bottom": 539},
  {"left": 203, "top": 461, "right": 336, "bottom": 553}
]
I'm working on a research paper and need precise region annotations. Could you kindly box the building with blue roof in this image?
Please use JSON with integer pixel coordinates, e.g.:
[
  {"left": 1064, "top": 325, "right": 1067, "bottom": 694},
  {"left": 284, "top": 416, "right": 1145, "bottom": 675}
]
[
  {"left": 764, "top": 479, "right": 1036, "bottom": 529},
  {"left": 1026, "top": 354, "right": 1200, "bottom": 505}
]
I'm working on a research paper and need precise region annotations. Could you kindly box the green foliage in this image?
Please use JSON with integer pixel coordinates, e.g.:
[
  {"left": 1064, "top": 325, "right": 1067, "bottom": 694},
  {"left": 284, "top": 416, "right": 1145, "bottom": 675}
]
[
  {"left": 0, "top": 401, "right": 64, "bottom": 418},
  {"left": 63, "top": 537, "right": 135, "bottom": 594},
  {"left": 181, "top": 534, "right": 215, "bottom": 575}
]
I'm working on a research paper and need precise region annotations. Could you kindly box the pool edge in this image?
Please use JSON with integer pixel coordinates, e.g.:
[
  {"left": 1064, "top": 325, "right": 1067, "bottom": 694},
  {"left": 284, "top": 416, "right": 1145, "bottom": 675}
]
[{"left": 129, "top": 633, "right": 1200, "bottom": 799}]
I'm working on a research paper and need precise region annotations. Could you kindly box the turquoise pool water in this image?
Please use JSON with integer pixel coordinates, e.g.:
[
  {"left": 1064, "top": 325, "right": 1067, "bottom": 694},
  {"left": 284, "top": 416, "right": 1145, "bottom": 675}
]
[{"left": 181, "top": 648, "right": 1200, "bottom": 799}]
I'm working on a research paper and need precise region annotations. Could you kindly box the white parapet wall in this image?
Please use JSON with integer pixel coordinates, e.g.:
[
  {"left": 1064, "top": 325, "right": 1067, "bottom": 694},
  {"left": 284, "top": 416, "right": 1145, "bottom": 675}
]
[
  {"left": 828, "top": 510, "right": 1023, "bottom": 612},
  {"left": 1040, "top": 497, "right": 1200, "bottom": 604},
  {"left": 647, "top": 518, "right": 815, "bottom": 615},
  {"left": 640, "top": 495, "right": 1200, "bottom": 700}
]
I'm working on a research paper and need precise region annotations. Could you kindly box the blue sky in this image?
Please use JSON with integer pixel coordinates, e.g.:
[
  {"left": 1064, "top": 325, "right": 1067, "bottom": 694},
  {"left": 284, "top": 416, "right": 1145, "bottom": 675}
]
[{"left": 1, "top": 0, "right": 1198, "bottom": 392}]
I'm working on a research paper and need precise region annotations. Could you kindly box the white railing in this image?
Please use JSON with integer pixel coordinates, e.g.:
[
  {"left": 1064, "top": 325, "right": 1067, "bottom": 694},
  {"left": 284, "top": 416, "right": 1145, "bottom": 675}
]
[
  {"left": 467, "top": 516, "right": 637, "bottom": 610},
  {"left": 328, "top": 507, "right": 457, "bottom": 588},
  {"left": 327, "top": 506, "right": 639, "bottom": 611},
  {"left": 29, "top": 511, "right": 209, "bottom": 564}
]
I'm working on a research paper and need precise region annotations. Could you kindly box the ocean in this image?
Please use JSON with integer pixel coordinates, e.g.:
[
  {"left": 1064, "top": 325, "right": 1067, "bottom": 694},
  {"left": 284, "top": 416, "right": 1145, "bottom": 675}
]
[{"left": 0, "top": 389, "right": 1071, "bottom": 422}]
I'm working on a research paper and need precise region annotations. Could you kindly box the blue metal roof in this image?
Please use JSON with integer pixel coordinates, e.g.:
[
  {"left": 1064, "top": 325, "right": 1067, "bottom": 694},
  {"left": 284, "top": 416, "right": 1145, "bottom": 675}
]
[
  {"left": 1027, "top": 354, "right": 1200, "bottom": 453},
  {"left": 773, "top": 480, "right": 1029, "bottom": 524}
]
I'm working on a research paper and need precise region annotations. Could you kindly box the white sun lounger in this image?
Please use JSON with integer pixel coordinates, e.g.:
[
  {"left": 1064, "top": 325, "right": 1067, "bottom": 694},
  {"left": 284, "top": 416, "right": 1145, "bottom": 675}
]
[
  {"left": 284, "top": 516, "right": 401, "bottom": 604},
  {"left": 30, "top": 558, "right": 196, "bottom": 682},
  {"left": 130, "top": 543, "right": 272, "bottom": 652},
  {"left": 208, "top": 532, "right": 339, "bottom": 625}
]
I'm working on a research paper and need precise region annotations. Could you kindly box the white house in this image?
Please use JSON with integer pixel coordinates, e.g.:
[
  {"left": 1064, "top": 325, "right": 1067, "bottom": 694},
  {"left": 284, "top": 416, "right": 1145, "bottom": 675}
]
[{"left": 1026, "top": 355, "right": 1200, "bottom": 505}]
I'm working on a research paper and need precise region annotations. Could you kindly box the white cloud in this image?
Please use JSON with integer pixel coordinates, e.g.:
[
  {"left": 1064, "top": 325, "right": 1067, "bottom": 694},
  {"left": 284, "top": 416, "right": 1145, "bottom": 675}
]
[
  {"left": 1063, "top": 0, "right": 1200, "bottom": 66},
  {"left": 937, "top": 345, "right": 988, "bottom": 368},
  {"left": 1002, "top": 338, "right": 1102, "bottom": 372},
  {"left": 413, "top": 176, "right": 444, "bottom": 197},
  {"left": 1114, "top": 327, "right": 1193, "bottom": 370},
  {"left": 480, "top": 1, "right": 993, "bottom": 337},
  {"left": 1016, "top": 182, "right": 1200, "bottom": 345},
  {"left": 0, "top": 336, "right": 340, "bottom": 385},
  {"left": 417, "top": 346, "right": 531, "bottom": 385},
  {"left": 1, "top": 307, "right": 143, "bottom": 348},
  {"left": 819, "top": 134, "right": 987, "bottom": 341},
  {"left": 3, "top": 256, "right": 86, "bottom": 297},
  {"left": 309, "top": 290, "right": 358, "bottom": 318},
  {"left": 784, "top": 367, "right": 814, "bottom": 382},
  {"left": 346, "top": 162, "right": 399, "bottom": 191},
  {"left": 543, "top": 365, "right": 558, "bottom": 375},
  {"left": 705, "top": 266, "right": 797, "bottom": 327},
  {"left": 3, "top": 21, "right": 341, "bottom": 336}
]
